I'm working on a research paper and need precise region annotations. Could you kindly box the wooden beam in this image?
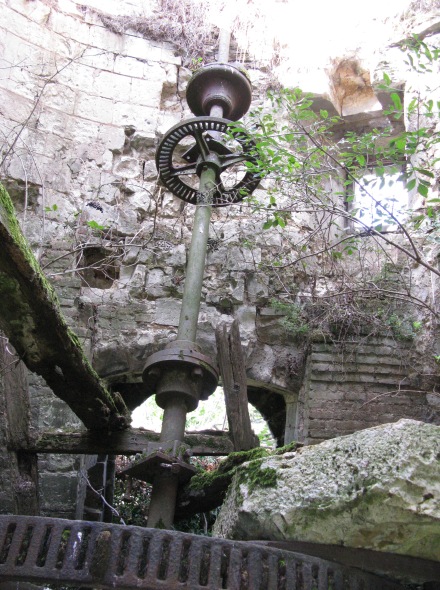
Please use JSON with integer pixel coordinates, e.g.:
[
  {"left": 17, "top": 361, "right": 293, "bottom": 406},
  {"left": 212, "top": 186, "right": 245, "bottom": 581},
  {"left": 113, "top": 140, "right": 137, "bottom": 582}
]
[
  {"left": 18, "top": 428, "right": 234, "bottom": 456},
  {"left": 0, "top": 184, "right": 130, "bottom": 430},
  {"left": 216, "top": 320, "right": 258, "bottom": 450}
]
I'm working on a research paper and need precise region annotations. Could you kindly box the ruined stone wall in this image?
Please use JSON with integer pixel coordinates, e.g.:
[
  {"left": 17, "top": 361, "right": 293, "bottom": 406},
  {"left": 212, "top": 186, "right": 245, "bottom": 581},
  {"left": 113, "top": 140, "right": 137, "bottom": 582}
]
[
  {"left": 0, "top": 0, "right": 438, "bottom": 519},
  {"left": 297, "top": 337, "right": 439, "bottom": 445}
]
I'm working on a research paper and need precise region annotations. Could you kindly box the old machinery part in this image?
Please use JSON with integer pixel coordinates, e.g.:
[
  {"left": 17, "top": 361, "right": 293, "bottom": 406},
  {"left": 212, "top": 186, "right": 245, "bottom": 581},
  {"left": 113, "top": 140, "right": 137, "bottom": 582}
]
[
  {"left": 0, "top": 515, "right": 406, "bottom": 590},
  {"left": 142, "top": 345, "right": 219, "bottom": 412},
  {"left": 156, "top": 117, "right": 260, "bottom": 206},
  {"left": 119, "top": 450, "right": 196, "bottom": 485},
  {"left": 186, "top": 62, "right": 252, "bottom": 121}
]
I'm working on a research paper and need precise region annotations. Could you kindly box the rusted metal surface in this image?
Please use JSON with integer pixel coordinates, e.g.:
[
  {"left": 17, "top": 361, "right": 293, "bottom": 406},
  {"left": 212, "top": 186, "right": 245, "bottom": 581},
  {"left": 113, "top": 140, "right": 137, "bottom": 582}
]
[
  {"left": 143, "top": 345, "right": 219, "bottom": 411},
  {"left": 186, "top": 63, "right": 252, "bottom": 120},
  {"left": 120, "top": 450, "right": 197, "bottom": 485},
  {"left": 155, "top": 117, "right": 260, "bottom": 206},
  {"left": 0, "top": 516, "right": 405, "bottom": 589}
]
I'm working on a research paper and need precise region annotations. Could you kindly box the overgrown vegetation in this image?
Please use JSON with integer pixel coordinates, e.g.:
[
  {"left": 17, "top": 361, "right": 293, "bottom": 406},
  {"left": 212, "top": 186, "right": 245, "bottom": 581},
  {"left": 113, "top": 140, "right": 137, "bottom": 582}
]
[
  {"left": 94, "top": 0, "right": 218, "bottom": 65},
  {"left": 228, "top": 35, "right": 440, "bottom": 383}
]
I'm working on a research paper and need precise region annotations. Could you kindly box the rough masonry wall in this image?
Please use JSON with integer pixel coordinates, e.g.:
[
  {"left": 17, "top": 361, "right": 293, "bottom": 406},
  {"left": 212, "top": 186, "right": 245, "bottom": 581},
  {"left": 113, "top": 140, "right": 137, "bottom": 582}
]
[{"left": 297, "top": 337, "right": 438, "bottom": 445}]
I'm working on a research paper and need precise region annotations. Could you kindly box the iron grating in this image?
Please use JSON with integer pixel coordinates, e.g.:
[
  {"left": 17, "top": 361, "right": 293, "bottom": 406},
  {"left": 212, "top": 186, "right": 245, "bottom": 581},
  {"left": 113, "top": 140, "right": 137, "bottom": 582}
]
[{"left": 0, "top": 516, "right": 404, "bottom": 589}]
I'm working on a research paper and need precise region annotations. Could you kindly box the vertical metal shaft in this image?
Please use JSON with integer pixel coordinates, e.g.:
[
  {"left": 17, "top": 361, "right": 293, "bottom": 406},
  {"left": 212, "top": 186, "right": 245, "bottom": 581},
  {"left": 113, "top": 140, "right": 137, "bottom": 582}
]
[
  {"left": 177, "top": 166, "right": 216, "bottom": 342},
  {"left": 147, "top": 29, "right": 231, "bottom": 526},
  {"left": 147, "top": 165, "right": 218, "bottom": 530}
]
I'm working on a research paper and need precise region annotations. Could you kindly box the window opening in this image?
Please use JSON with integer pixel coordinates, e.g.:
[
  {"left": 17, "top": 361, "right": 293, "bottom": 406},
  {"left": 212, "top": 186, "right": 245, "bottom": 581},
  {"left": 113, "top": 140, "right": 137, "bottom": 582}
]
[
  {"left": 349, "top": 169, "right": 408, "bottom": 231},
  {"left": 77, "top": 246, "right": 120, "bottom": 289},
  {"left": 131, "top": 388, "right": 275, "bottom": 448}
]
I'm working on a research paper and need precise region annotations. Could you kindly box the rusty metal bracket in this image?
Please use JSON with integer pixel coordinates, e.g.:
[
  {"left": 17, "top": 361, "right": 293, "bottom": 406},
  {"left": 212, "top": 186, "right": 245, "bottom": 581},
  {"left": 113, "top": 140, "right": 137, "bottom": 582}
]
[
  {"left": 119, "top": 450, "right": 197, "bottom": 485},
  {"left": 0, "top": 515, "right": 405, "bottom": 589}
]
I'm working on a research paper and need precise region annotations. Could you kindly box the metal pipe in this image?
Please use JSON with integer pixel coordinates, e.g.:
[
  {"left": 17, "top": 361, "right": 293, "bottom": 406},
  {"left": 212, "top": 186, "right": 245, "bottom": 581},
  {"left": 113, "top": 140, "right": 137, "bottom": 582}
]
[
  {"left": 146, "top": 472, "right": 179, "bottom": 529},
  {"left": 176, "top": 165, "right": 216, "bottom": 343},
  {"left": 218, "top": 28, "right": 231, "bottom": 63}
]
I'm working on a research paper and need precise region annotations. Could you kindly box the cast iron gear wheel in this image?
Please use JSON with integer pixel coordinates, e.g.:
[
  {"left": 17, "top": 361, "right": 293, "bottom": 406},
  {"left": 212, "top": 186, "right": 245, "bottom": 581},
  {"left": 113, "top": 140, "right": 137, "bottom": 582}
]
[{"left": 155, "top": 117, "right": 261, "bottom": 206}]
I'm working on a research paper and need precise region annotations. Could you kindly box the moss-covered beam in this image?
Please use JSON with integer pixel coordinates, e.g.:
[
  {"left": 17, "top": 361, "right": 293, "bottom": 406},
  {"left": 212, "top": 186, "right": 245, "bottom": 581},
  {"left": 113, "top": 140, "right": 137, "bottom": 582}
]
[
  {"left": 18, "top": 428, "right": 234, "bottom": 456},
  {"left": 0, "top": 184, "right": 130, "bottom": 430}
]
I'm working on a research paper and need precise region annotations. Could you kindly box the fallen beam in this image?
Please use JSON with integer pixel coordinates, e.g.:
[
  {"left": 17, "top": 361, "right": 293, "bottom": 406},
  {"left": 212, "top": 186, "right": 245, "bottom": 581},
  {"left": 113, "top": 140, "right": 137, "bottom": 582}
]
[
  {"left": 18, "top": 428, "right": 234, "bottom": 456},
  {"left": 0, "top": 184, "right": 130, "bottom": 430}
]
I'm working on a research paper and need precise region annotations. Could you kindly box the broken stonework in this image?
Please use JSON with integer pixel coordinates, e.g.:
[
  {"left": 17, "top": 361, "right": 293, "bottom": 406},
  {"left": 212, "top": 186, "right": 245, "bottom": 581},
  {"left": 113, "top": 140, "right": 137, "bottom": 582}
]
[{"left": 213, "top": 420, "right": 440, "bottom": 562}]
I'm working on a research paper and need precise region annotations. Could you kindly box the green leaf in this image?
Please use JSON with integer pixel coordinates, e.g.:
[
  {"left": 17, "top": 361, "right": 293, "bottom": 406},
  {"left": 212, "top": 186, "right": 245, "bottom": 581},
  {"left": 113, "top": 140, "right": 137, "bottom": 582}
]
[
  {"left": 87, "top": 220, "right": 106, "bottom": 231},
  {"left": 263, "top": 220, "right": 273, "bottom": 230},
  {"left": 417, "top": 184, "right": 429, "bottom": 197},
  {"left": 383, "top": 72, "right": 391, "bottom": 86},
  {"left": 406, "top": 178, "right": 417, "bottom": 191},
  {"left": 320, "top": 109, "right": 328, "bottom": 119},
  {"left": 415, "top": 168, "right": 434, "bottom": 178}
]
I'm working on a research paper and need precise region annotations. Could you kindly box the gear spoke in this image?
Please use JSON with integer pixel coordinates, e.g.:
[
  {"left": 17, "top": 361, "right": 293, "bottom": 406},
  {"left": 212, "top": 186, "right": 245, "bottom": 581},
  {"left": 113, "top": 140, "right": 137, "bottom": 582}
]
[
  {"left": 170, "top": 163, "right": 198, "bottom": 176},
  {"left": 219, "top": 153, "right": 248, "bottom": 169},
  {"left": 193, "top": 128, "right": 210, "bottom": 160}
]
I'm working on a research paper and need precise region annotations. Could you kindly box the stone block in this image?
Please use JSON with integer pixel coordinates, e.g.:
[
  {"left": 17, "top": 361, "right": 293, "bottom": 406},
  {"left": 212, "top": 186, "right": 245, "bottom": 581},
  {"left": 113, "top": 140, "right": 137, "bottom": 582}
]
[
  {"left": 122, "top": 36, "right": 162, "bottom": 63},
  {"left": 74, "top": 92, "right": 114, "bottom": 124},
  {"left": 114, "top": 54, "right": 145, "bottom": 78},
  {"left": 90, "top": 68, "right": 132, "bottom": 101},
  {"left": 49, "top": 9, "right": 91, "bottom": 45},
  {"left": 246, "top": 273, "right": 269, "bottom": 303},
  {"left": 155, "top": 299, "right": 181, "bottom": 326},
  {"left": 214, "top": 420, "right": 440, "bottom": 563},
  {"left": 225, "top": 246, "right": 261, "bottom": 271},
  {"left": 112, "top": 101, "right": 158, "bottom": 131},
  {"left": 80, "top": 49, "right": 117, "bottom": 73},
  {"left": 89, "top": 23, "right": 124, "bottom": 53},
  {"left": 130, "top": 76, "right": 164, "bottom": 107},
  {"left": 39, "top": 473, "right": 79, "bottom": 510}
]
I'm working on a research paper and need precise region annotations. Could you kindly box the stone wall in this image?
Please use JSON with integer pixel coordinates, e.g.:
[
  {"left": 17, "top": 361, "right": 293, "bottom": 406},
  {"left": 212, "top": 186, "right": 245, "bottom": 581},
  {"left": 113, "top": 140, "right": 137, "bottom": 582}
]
[
  {"left": 298, "top": 337, "right": 439, "bottom": 445},
  {"left": 0, "top": 0, "right": 439, "bottom": 519}
]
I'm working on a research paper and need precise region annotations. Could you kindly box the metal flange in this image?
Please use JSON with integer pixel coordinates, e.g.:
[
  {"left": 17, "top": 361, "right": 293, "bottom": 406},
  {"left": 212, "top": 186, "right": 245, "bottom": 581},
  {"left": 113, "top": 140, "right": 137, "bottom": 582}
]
[
  {"left": 186, "top": 62, "right": 252, "bottom": 120},
  {"left": 142, "top": 345, "right": 219, "bottom": 412},
  {"left": 156, "top": 116, "right": 260, "bottom": 206},
  {"left": 119, "top": 450, "right": 197, "bottom": 485}
]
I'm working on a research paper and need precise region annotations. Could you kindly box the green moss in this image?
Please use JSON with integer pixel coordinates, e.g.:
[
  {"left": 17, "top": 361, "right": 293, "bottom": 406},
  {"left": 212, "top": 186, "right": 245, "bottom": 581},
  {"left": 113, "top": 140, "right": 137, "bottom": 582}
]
[
  {"left": 0, "top": 184, "right": 59, "bottom": 307},
  {"left": 217, "top": 447, "right": 270, "bottom": 474},
  {"left": 188, "top": 447, "right": 279, "bottom": 494},
  {"left": 188, "top": 469, "right": 231, "bottom": 492},
  {"left": 273, "top": 441, "right": 300, "bottom": 455},
  {"left": 236, "top": 459, "right": 278, "bottom": 493}
]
